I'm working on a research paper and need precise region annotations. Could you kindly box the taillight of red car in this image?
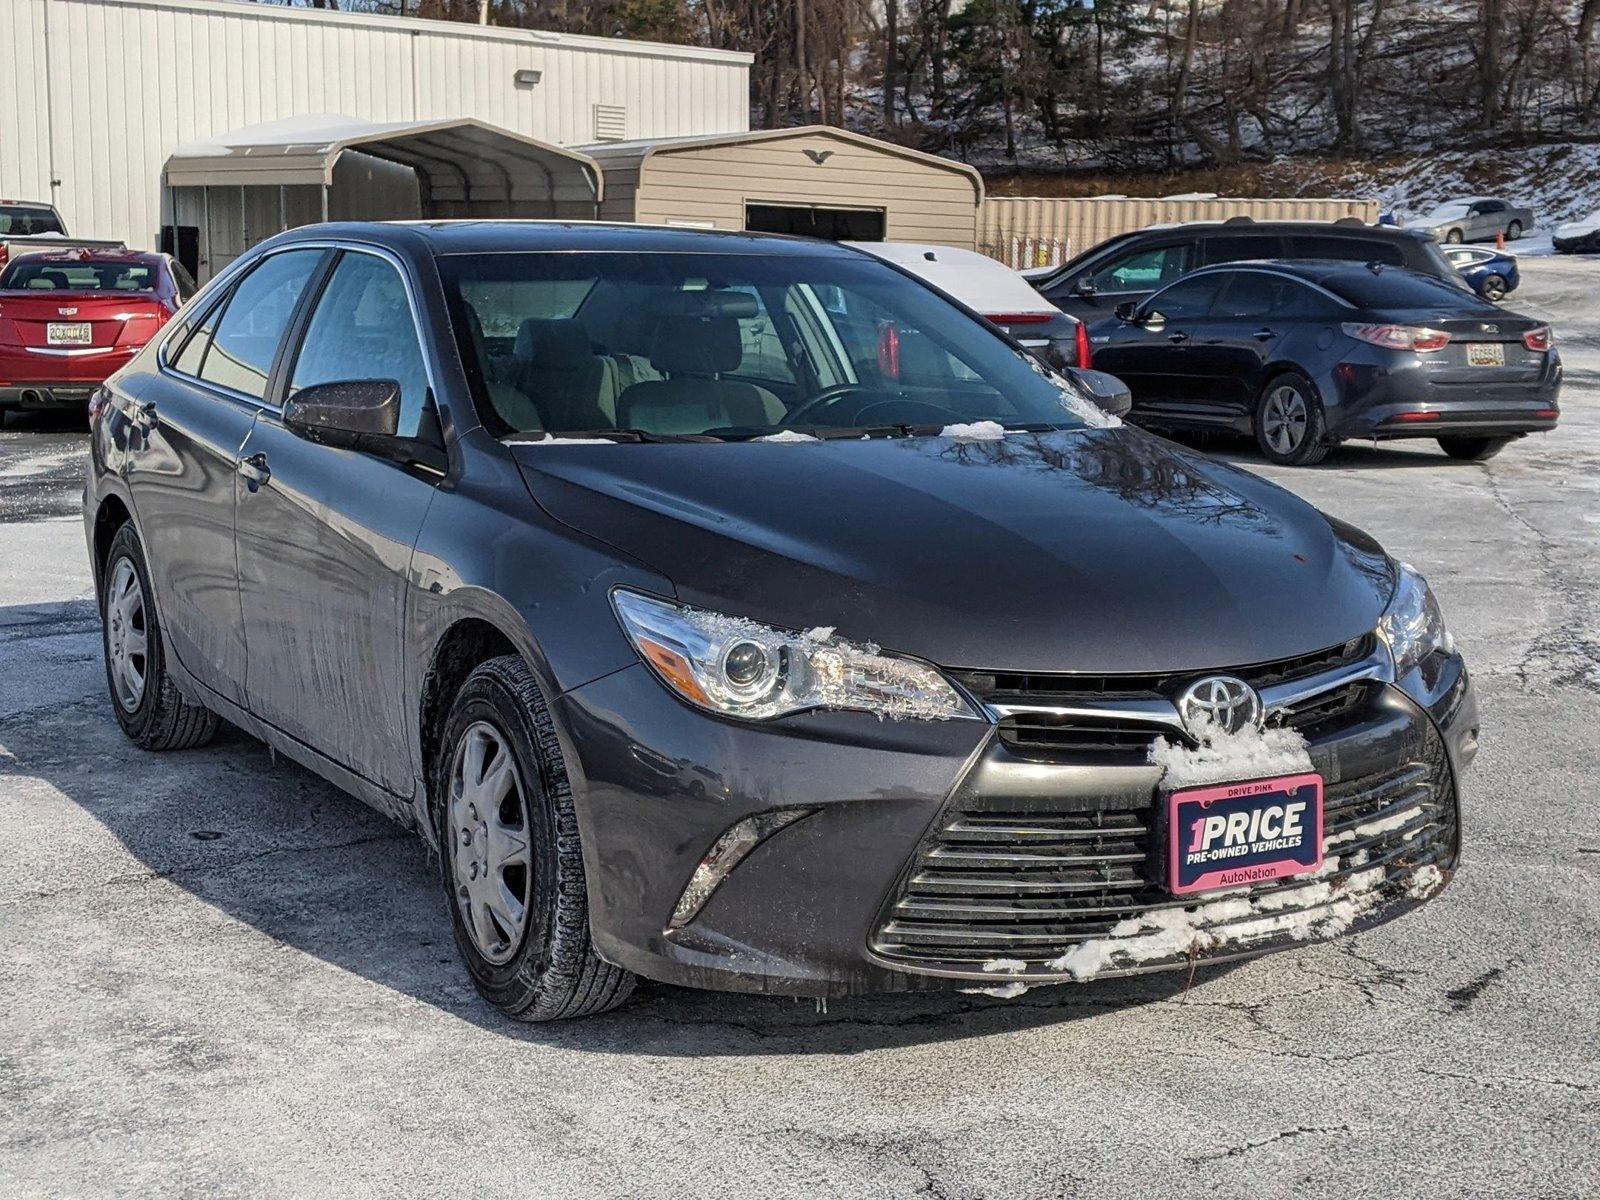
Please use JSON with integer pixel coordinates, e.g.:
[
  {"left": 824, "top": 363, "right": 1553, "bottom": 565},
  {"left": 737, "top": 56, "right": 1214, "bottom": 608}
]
[
  {"left": 1522, "top": 326, "right": 1553, "bottom": 352},
  {"left": 1343, "top": 323, "right": 1452, "bottom": 352}
]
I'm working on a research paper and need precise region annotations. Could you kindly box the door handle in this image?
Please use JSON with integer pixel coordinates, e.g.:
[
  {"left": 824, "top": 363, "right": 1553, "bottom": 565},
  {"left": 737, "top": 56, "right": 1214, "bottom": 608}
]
[
  {"left": 237, "top": 452, "right": 271, "bottom": 491},
  {"left": 1166, "top": 331, "right": 1189, "bottom": 344},
  {"left": 1253, "top": 328, "right": 1277, "bottom": 341}
]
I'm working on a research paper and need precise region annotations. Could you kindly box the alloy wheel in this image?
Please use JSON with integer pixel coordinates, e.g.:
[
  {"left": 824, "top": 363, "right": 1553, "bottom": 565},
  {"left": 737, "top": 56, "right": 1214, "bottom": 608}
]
[
  {"left": 448, "top": 720, "right": 533, "bottom": 964},
  {"left": 1262, "top": 385, "right": 1308, "bottom": 456},
  {"left": 1482, "top": 275, "right": 1507, "bottom": 301},
  {"left": 105, "top": 558, "right": 149, "bottom": 713}
]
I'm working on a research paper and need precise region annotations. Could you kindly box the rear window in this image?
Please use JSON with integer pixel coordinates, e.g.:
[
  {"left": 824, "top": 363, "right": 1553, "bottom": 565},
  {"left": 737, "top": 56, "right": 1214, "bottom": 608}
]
[
  {"left": 0, "top": 205, "right": 64, "bottom": 237},
  {"left": 1322, "top": 268, "right": 1467, "bottom": 308},
  {"left": 0, "top": 260, "right": 156, "bottom": 291}
]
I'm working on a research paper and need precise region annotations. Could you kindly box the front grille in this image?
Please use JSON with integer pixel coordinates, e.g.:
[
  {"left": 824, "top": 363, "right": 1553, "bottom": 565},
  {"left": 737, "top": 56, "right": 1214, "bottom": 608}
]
[
  {"left": 871, "top": 737, "right": 1455, "bottom": 970},
  {"left": 953, "top": 635, "right": 1373, "bottom": 703},
  {"left": 995, "top": 679, "right": 1378, "bottom": 758}
]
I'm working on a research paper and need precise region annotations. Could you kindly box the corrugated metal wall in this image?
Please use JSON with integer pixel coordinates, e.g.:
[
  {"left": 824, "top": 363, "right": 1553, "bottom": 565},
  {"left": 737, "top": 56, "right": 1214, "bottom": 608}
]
[
  {"left": 980, "top": 196, "right": 1382, "bottom": 268},
  {"left": 0, "top": 0, "right": 751, "bottom": 251}
]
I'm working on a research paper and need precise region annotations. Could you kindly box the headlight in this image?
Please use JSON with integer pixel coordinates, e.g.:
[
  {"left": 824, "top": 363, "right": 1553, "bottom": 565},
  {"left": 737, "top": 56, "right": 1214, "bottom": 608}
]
[
  {"left": 611, "top": 590, "right": 980, "bottom": 722},
  {"left": 1377, "top": 562, "right": 1454, "bottom": 677}
]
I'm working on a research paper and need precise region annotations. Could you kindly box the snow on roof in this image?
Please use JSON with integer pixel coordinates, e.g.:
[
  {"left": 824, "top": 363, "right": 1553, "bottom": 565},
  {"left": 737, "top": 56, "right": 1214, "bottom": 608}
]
[
  {"left": 847, "top": 242, "right": 1057, "bottom": 315},
  {"left": 170, "top": 114, "right": 436, "bottom": 158}
]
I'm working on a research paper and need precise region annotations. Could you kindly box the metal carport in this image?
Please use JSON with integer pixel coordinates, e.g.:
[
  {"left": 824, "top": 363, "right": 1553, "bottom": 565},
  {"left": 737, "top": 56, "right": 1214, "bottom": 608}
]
[{"left": 161, "top": 114, "right": 604, "bottom": 281}]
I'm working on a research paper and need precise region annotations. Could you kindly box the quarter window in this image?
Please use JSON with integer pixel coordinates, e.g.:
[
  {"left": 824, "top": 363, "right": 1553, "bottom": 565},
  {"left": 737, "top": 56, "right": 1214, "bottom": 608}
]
[
  {"left": 197, "top": 250, "right": 323, "bottom": 399},
  {"left": 289, "top": 251, "right": 430, "bottom": 438}
]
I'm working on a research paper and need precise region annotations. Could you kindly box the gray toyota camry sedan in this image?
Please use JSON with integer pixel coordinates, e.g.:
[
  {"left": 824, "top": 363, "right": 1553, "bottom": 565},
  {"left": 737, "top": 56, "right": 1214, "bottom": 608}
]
[{"left": 85, "top": 222, "right": 1478, "bottom": 1021}]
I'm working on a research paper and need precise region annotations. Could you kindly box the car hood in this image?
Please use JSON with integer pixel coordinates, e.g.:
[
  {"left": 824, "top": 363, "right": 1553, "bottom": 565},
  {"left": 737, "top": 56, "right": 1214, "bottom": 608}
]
[{"left": 510, "top": 428, "right": 1395, "bottom": 674}]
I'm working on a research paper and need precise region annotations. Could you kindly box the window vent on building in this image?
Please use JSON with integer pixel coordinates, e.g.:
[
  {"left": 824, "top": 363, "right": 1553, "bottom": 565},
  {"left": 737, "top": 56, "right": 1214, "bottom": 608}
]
[{"left": 592, "top": 104, "right": 628, "bottom": 142}]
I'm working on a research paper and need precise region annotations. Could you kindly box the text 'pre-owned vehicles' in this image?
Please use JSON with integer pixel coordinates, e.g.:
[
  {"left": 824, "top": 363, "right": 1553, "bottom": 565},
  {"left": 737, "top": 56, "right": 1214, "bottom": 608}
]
[
  {"left": 87, "top": 222, "right": 1476, "bottom": 1021},
  {"left": 1090, "top": 260, "right": 1560, "bottom": 464},
  {"left": 0, "top": 248, "right": 197, "bottom": 418}
]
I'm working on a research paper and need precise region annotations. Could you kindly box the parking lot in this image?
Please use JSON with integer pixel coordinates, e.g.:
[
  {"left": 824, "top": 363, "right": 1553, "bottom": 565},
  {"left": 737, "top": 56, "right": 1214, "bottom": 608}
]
[{"left": 1, "top": 254, "right": 1596, "bottom": 1199}]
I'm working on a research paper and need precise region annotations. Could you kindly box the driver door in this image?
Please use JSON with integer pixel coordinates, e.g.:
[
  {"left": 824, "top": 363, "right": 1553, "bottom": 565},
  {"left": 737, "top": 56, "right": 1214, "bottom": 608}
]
[
  {"left": 1090, "top": 273, "right": 1224, "bottom": 421},
  {"left": 234, "top": 247, "right": 441, "bottom": 795}
]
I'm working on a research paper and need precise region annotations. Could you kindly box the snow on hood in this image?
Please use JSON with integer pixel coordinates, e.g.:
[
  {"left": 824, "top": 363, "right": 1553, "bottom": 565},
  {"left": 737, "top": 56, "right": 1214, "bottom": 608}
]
[
  {"left": 510, "top": 427, "right": 1393, "bottom": 674},
  {"left": 1556, "top": 212, "right": 1600, "bottom": 236}
]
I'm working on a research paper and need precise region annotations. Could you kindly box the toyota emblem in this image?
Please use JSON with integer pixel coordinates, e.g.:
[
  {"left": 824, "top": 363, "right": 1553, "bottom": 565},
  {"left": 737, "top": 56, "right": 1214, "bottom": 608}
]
[{"left": 1176, "top": 675, "right": 1264, "bottom": 737}]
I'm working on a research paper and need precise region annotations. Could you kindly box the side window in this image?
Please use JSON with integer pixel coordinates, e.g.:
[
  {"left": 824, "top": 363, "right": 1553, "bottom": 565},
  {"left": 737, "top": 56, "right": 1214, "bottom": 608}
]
[
  {"left": 198, "top": 250, "right": 323, "bottom": 399},
  {"left": 1088, "top": 244, "right": 1190, "bottom": 293},
  {"left": 168, "top": 257, "right": 198, "bottom": 302},
  {"left": 1212, "top": 273, "right": 1283, "bottom": 321},
  {"left": 1144, "top": 275, "right": 1223, "bottom": 323},
  {"left": 289, "top": 251, "right": 430, "bottom": 438},
  {"left": 170, "top": 302, "right": 220, "bottom": 376},
  {"left": 1287, "top": 235, "right": 1404, "bottom": 266},
  {"left": 1203, "top": 236, "right": 1282, "bottom": 266}
]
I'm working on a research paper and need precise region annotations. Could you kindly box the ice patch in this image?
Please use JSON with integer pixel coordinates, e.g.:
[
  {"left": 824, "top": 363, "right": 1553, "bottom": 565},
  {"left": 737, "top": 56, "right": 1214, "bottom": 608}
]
[
  {"left": 982, "top": 957, "right": 1029, "bottom": 973},
  {"left": 961, "top": 981, "right": 1031, "bottom": 999},
  {"left": 939, "top": 420, "right": 1007, "bottom": 442},
  {"left": 755, "top": 429, "right": 821, "bottom": 443},
  {"left": 1149, "top": 720, "right": 1313, "bottom": 790}
]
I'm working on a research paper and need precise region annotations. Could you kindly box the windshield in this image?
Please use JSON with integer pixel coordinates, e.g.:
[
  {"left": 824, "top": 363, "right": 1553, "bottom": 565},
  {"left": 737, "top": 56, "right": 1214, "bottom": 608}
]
[
  {"left": 439, "top": 251, "right": 1104, "bottom": 440},
  {"left": 0, "top": 205, "right": 64, "bottom": 237},
  {"left": 1425, "top": 203, "right": 1473, "bottom": 220},
  {"left": 0, "top": 259, "right": 156, "bottom": 292}
]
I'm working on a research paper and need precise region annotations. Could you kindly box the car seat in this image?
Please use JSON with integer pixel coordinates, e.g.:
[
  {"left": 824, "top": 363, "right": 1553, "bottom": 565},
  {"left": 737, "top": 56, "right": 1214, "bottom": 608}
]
[
  {"left": 507, "top": 317, "right": 620, "bottom": 430},
  {"left": 614, "top": 315, "right": 786, "bottom": 435}
]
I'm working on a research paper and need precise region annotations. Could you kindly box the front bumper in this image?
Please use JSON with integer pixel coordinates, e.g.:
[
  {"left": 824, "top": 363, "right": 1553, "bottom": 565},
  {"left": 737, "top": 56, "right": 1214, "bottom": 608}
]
[{"left": 557, "top": 648, "right": 1476, "bottom": 998}]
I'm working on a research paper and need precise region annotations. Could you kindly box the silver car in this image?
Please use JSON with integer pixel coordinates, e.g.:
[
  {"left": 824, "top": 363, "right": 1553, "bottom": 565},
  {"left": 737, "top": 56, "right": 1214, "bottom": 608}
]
[{"left": 1406, "top": 198, "right": 1535, "bottom": 245}]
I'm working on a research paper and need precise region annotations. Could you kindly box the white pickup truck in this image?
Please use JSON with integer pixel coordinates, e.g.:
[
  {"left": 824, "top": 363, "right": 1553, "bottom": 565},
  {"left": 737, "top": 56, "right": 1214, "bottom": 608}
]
[{"left": 0, "top": 199, "right": 124, "bottom": 268}]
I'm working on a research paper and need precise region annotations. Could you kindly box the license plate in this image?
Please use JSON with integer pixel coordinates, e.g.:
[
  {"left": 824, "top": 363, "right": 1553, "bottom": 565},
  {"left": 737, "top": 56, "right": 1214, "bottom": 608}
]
[
  {"left": 46, "top": 322, "right": 93, "bottom": 346},
  {"left": 1466, "top": 342, "right": 1505, "bottom": 367},
  {"left": 1167, "top": 773, "right": 1324, "bottom": 896}
]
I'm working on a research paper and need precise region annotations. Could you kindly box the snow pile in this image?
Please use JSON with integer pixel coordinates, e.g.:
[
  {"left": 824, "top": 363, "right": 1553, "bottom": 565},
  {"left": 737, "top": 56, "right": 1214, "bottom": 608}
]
[
  {"left": 1045, "top": 851, "right": 1390, "bottom": 981},
  {"left": 755, "top": 430, "right": 821, "bottom": 443},
  {"left": 961, "top": 981, "right": 1031, "bottom": 999},
  {"left": 982, "top": 957, "right": 1029, "bottom": 973},
  {"left": 1326, "top": 805, "right": 1423, "bottom": 848},
  {"left": 508, "top": 435, "right": 617, "bottom": 446},
  {"left": 939, "top": 420, "right": 1008, "bottom": 442},
  {"left": 1406, "top": 863, "right": 1444, "bottom": 900},
  {"left": 1148, "top": 720, "right": 1313, "bottom": 790}
]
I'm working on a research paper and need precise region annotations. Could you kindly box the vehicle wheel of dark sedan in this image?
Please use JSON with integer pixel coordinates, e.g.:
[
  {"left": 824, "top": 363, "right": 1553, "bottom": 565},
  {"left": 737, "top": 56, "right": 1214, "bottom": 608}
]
[
  {"left": 435, "top": 655, "right": 635, "bottom": 1022},
  {"left": 1438, "top": 435, "right": 1514, "bottom": 462},
  {"left": 1255, "top": 374, "right": 1330, "bottom": 466},
  {"left": 1481, "top": 274, "right": 1508, "bottom": 302},
  {"left": 1507, "top": 221, "right": 1522, "bottom": 241},
  {"left": 101, "top": 523, "right": 220, "bottom": 750}
]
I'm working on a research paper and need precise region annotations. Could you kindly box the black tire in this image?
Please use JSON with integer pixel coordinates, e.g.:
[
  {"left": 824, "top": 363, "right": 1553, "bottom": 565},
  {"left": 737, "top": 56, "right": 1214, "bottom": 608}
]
[
  {"left": 1438, "top": 435, "right": 1515, "bottom": 462},
  {"left": 433, "top": 654, "right": 635, "bottom": 1022},
  {"left": 1507, "top": 220, "right": 1522, "bottom": 241},
  {"left": 101, "top": 523, "right": 220, "bottom": 751},
  {"left": 1445, "top": 228, "right": 1464, "bottom": 245},
  {"left": 1481, "top": 274, "right": 1508, "bottom": 302},
  {"left": 1254, "top": 372, "right": 1331, "bottom": 466}
]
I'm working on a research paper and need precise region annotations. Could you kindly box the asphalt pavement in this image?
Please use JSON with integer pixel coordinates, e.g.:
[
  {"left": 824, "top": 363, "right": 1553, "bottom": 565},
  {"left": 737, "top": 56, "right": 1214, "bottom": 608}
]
[{"left": 1, "top": 258, "right": 1595, "bottom": 1199}]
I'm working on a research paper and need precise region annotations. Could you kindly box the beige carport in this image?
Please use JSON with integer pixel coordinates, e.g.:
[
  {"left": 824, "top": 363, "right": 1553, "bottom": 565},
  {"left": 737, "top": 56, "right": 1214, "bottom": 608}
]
[{"left": 161, "top": 115, "right": 604, "bottom": 281}]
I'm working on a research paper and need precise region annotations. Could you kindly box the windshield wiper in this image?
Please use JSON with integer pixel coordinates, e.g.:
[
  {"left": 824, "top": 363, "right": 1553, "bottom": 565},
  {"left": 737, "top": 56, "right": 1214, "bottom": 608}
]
[{"left": 522, "top": 429, "right": 724, "bottom": 444}]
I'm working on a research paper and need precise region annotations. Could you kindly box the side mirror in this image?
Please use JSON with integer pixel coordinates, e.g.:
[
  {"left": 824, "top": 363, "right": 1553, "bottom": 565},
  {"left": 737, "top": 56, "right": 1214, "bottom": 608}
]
[
  {"left": 1113, "top": 300, "right": 1140, "bottom": 322},
  {"left": 1074, "top": 277, "right": 1098, "bottom": 298},
  {"left": 1065, "top": 367, "right": 1133, "bottom": 418},
  {"left": 283, "top": 379, "right": 402, "bottom": 449}
]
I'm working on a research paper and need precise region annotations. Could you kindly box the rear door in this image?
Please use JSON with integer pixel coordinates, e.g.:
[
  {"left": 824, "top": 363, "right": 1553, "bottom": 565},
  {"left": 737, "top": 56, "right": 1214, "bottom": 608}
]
[
  {"left": 1199, "top": 271, "right": 1315, "bottom": 420},
  {"left": 233, "top": 246, "right": 440, "bottom": 794},
  {"left": 118, "top": 247, "right": 326, "bottom": 706}
]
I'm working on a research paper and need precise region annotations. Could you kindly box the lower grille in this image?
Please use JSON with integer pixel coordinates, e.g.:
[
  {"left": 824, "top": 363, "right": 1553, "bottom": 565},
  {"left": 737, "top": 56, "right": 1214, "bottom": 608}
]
[{"left": 871, "top": 738, "right": 1455, "bottom": 969}]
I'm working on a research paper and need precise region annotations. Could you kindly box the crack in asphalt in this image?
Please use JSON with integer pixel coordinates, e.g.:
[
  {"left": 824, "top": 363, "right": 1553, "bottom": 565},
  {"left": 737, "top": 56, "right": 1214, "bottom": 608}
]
[
  {"left": 1185, "top": 1124, "right": 1351, "bottom": 1166},
  {"left": 1413, "top": 1065, "right": 1595, "bottom": 1094}
]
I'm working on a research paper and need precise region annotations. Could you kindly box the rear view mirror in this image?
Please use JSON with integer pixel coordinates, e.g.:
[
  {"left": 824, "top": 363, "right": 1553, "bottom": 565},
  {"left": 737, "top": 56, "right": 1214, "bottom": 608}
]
[
  {"left": 1113, "top": 300, "right": 1140, "bottom": 322},
  {"left": 1065, "top": 367, "right": 1133, "bottom": 418},
  {"left": 283, "top": 379, "right": 402, "bottom": 449}
]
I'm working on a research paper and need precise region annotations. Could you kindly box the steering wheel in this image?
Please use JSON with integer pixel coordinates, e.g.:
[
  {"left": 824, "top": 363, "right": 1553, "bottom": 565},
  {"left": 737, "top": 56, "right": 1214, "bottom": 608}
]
[
  {"left": 853, "top": 398, "right": 964, "bottom": 427},
  {"left": 778, "top": 384, "right": 881, "bottom": 429}
]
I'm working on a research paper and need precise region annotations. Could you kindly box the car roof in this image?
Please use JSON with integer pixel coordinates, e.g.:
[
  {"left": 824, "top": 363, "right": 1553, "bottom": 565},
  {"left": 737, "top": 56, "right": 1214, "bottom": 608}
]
[
  {"left": 1187, "top": 258, "right": 1430, "bottom": 287},
  {"left": 0, "top": 199, "right": 57, "bottom": 210},
  {"left": 845, "top": 241, "right": 1058, "bottom": 314},
  {"left": 281, "top": 219, "right": 868, "bottom": 260}
]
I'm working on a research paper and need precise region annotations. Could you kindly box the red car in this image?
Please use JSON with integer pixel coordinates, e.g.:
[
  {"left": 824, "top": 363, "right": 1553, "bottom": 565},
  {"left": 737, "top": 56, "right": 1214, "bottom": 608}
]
[{"left": 0, "top": 248, "right": 195, "bottom": 420}]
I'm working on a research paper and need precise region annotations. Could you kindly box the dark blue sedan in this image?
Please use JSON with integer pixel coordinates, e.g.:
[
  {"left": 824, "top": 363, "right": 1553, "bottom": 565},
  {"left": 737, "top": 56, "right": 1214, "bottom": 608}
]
[{"left": 1444, "top": 245, "right": 1519, "bottom": 301}]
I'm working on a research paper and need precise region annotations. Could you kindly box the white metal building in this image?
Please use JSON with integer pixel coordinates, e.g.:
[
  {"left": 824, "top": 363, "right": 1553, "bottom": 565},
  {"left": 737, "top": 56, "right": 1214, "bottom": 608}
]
[{"left": 0, "top": 0, "right": 752, "bottom": 252}]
